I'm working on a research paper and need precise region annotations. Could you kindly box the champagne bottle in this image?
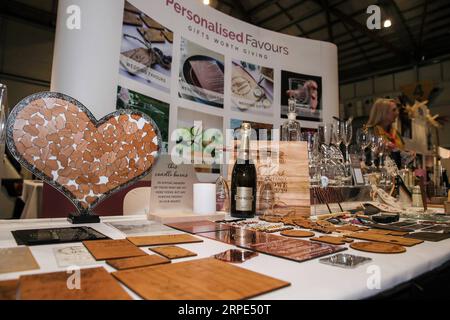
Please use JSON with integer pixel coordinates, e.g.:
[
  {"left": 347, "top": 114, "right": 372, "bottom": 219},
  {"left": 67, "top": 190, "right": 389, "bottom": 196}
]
[{"left": 231, "top": 123, "right": 257, "bottom": 218}]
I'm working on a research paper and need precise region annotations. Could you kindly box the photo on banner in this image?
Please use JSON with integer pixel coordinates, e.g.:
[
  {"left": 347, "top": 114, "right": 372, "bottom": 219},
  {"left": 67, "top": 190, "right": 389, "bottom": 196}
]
[
  {"left": 175, "top": 108, "right": 223, "bottom": 174},
  {"left": 116, "top": 86, "right": 170, "bottom": 153},
  {"left": 119, "top": 1, "right": 173, "bottom": 93},
  {"left": 230, "top": 119, "right": 274, "bottom": 141},
  {"left": 281, "top": 70, "right": 322, "bottom": 122},
  {"left": 178, "top": 38, "right": 225, "bottom": 109},
  {"left": 231, "top": 60, "right": 274, "bottom": 116}
]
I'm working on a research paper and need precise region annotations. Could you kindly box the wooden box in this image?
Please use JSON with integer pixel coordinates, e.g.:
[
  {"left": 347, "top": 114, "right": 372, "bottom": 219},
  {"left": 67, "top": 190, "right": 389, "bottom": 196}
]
[{"left": 227, "top": 141, "right": 310, "bottom": 216}]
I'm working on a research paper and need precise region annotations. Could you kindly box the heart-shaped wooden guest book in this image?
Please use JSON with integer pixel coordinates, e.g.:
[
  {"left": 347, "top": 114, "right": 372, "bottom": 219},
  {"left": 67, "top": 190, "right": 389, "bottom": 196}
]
[{"left": 6, "top": 92, "right": 161, "bottom": 223}]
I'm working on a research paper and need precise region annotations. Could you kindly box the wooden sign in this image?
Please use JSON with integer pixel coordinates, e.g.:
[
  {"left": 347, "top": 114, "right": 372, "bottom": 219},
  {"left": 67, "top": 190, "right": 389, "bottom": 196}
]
[
  {"left": 18, "top": 267, "right": 131, "bottom": 300},
  {"left": 112, "top": 257, "right": 290, "bottom": 300},
  {"left": 227, "top": 141, "right": 310, "bottom": 216}
]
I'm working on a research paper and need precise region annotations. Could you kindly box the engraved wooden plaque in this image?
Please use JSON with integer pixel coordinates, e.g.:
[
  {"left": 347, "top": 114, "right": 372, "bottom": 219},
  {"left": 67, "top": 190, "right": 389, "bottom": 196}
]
[
  {"left": 113, "top": 257, "right": 290, "bottom": 300},
  {"left": 18, "top": 267, "right": 131, "bottom": 300}
]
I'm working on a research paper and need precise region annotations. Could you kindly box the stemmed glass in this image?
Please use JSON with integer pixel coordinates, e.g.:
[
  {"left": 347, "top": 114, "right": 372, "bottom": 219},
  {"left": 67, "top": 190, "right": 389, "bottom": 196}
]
[
  {"left": 332, "top": 120, "right": 343, "bottom": 148},
  {"left": 303, "top": 132, "right": 321, "bottom": 186},
  {"left": 369, "top": 132, "right": 381, "bottom": 172},
  {"left": 342, "top": 121, "right": 353, "bottom": 164},
  {"left": 377, "top": 136, "right": 387, "bottom": 169},
  {"left": 377, "top": 136, "right": 388, "bottom": 186},
  {"left": 318, "top": 124, "right": 335, "bottom": 185},
  {"left": 356, "top": 126, "right": 371, "bottom": 167}
]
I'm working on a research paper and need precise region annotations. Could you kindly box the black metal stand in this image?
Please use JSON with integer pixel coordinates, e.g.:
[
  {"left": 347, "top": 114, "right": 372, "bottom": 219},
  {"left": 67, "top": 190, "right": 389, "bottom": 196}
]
[{"left": 67, "top": 212, "right": 100, "bottom": 224}]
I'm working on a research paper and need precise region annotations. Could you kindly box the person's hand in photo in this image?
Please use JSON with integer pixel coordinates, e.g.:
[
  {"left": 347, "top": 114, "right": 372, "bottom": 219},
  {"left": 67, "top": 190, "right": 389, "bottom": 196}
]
[{"left": 304, "top": 80, "right": 318, "bottom": 111}]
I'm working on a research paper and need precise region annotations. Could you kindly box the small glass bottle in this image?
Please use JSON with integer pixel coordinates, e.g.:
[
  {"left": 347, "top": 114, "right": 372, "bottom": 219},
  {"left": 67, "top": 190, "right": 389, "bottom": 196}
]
[
  {"left": 281, "top": 98, "right": 301, "bottom": 141},
  {"left": 215, "top": 175, "right": 230, "bottom": 213},
  {"left": 259, "top": 176, "right": 275, "bottom": 216}
]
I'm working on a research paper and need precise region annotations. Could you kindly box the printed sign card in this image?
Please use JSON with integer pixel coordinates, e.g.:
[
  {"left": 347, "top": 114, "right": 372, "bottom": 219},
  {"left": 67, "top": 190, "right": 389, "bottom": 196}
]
[
  {"left": 53, "top": 245, "right": 97, "bottom": 268},
  {"left": 149, "top": 155, "right": 198, "bottom": 215}
]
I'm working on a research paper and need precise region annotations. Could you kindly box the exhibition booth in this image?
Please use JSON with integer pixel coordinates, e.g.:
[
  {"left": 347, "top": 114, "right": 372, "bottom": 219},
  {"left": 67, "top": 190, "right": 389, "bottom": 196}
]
[{"left": 0, "top": 0, "right": 449, "bottom": 301}]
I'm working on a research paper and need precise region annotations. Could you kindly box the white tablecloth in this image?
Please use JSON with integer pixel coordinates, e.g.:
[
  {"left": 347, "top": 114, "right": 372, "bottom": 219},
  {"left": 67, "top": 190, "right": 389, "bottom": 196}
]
[
  {"left": 20, "top": 180, "right": 43, "bottom": 219},
  {"left": 1, "top": 214, "right": 450, "bottom": 299}
]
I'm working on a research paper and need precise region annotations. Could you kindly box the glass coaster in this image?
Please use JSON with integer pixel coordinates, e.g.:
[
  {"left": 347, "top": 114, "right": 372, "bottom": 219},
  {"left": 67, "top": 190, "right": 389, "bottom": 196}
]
[{"left": 319, "top": 253, "right": 372, "bottom": 269}]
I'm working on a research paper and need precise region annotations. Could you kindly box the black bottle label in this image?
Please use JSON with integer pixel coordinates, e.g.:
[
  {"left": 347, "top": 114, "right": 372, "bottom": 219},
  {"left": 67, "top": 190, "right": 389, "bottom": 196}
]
[{"left": 235, "top": 187, "right": 253, "bottom": 211}]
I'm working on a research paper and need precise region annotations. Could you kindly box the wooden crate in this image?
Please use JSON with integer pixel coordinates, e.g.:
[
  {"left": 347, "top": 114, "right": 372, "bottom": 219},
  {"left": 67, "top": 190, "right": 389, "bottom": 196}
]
[{"left": 227, "top": 141, "right": 310, "bottom": 216}]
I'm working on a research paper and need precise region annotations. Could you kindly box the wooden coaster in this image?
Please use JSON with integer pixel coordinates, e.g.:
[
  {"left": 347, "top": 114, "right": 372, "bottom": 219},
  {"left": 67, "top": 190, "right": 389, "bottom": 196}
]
[
  {"left": 149, "top": 246, "right": 197, "bottom": 259},
  {"left": 350, "top": 242, "right": 406, "bottom": 254},
  {"left": 127, "top": 234, "right": 203, "bottom": 247},
  {"left": 280, "top": 230, "right": 314, "bottom": 238},
  {"left": 310, "top": 236, "right": 353, "bottom": 245},
  {"left": 346, "top": 231, "right": 423, "bottom": 247},
  {"left": 19, "top": 267, "right": 131, "bottom": 300},
  {"left": 83, "top": 239, "right": 146, "bottom": 260},
  {"left": 0, "top": 279, "right": 18, "bottom": 300},
  {"left": 106, "top": 254, "right": 170, "bottom": 270},
  {"left": 112, "top": 258, "right": 290, "bottom": 299}
]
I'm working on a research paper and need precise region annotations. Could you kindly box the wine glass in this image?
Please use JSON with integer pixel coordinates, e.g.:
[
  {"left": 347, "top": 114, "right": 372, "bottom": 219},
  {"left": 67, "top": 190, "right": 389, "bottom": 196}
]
[
  {"left": 332, "top": 120, "right": 343, "bottom": 147},
  {"left": 369, "top": 133, "right": 380, "bottom": 172},
  {"left": 377, "top": 136, "right": 387, "bottom": 168},
  {"left": 321, "top": 123, "right": 333, "bottom": 147},
  {"left": 342, "top": 121, "right": 353, "bottom": 164}
]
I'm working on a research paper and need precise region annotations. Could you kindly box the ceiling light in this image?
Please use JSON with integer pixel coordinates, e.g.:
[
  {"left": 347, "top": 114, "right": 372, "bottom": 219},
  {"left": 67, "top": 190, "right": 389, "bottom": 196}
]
[
  {"left": 383, "top": 19, "right": 392, "bottom": 28},
  {"left": 203, "top": 0, "right": 210, "bottom": 5}
]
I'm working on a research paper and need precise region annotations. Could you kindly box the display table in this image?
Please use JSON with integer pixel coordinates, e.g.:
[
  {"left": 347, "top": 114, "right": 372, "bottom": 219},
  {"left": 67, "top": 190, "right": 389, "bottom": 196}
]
[
  {"left": 20, "top": 180, "right": 43, "bottom": 219},
  {"left": 1, "top": 214, "right": 450, "bottom": 300}
]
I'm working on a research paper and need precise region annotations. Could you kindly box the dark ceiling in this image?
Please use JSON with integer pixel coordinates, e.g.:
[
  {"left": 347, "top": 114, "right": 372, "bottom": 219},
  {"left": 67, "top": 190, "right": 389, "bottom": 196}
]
[
  {"left": 213, "top": 0, "right": 450, "bottom": 83},
  {"left": 1, "top": 0, "right": 450, "bottom": 84}
]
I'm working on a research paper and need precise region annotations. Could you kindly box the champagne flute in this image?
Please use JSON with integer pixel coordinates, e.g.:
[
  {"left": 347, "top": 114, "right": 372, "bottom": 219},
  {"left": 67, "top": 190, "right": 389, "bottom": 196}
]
[
  {"left": 342, "top": 121, "right": 353, "bottom": 164},
  {"left": 356, "top": 126, "right": 371, "bottom": 166}
]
